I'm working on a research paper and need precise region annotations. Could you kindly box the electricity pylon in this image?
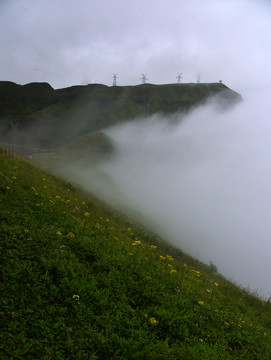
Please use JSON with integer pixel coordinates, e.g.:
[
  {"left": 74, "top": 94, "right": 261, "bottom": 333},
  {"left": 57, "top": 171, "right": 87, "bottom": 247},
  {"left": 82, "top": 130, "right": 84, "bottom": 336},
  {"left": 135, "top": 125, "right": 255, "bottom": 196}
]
[
  {"left": 140, "top": 73, "right": 148, "bottom": 84},
  {"left": 113, "top": 73, "right": 117, "bottom": 86},
  {"left": 176, "top": 73, "right": 183, "bottom": 84}
]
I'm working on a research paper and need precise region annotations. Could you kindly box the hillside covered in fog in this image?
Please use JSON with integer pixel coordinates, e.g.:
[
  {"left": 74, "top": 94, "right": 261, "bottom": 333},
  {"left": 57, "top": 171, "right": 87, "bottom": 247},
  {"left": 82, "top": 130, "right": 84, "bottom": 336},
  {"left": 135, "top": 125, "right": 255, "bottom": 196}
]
[{"left": 0, "top": 81, "right": 241, "bottom": 150}]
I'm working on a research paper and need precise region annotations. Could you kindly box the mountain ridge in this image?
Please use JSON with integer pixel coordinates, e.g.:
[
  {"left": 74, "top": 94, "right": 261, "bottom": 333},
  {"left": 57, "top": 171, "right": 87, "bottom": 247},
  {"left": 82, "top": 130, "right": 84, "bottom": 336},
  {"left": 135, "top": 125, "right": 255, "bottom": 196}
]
[{"left": 0, "top": 81, "right": 241, "bottom": 151}]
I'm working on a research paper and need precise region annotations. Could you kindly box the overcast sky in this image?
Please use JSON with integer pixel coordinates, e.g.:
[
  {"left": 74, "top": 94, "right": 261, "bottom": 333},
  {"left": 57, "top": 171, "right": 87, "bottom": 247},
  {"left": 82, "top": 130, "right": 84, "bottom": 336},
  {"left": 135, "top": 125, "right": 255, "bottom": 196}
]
[{"left": 0, "top": 0, "right": 271, "bottom": 93}]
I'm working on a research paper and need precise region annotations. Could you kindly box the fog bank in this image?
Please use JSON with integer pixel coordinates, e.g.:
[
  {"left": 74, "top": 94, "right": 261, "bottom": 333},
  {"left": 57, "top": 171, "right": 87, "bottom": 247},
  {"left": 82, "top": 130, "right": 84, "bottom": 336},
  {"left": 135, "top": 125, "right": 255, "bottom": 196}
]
[
  {"left": 70, "top": 92, "right": 271, "bottom": 299},
  {"left": 56, "top": 89, "right": 271, "bottom": 298}
]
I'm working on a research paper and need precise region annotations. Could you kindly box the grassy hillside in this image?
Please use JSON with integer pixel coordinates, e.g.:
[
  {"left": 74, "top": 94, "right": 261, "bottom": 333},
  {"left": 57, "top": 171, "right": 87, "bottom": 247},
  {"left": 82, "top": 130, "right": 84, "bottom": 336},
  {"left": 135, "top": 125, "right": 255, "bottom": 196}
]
[
  {"left": 1, "top": 155, "right": 270, "bottom": 359},
  {"left": 0, "top": 81, "right": 57, "bottom": 125},
  {"left": 0, "top": 81, "right": 241, "bottom": 150}
]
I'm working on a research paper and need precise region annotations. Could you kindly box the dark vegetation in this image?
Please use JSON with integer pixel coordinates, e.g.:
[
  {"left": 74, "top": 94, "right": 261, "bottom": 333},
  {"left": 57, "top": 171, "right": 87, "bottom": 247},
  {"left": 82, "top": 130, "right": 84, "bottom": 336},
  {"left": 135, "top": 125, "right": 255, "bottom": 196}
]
[{"left": 0, "top": 155, "right": 270, "bottom": 359}]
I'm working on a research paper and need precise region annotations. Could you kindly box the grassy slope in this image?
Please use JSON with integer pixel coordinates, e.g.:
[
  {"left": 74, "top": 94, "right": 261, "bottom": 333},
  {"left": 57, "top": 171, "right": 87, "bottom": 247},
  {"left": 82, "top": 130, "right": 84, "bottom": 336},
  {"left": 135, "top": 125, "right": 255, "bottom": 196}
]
[
  {"left": 0, "top": 81, "right": 56, "bottom": 120},
  {"left": 0, "top": 82, "right": 241, "bottom": 149},
  {"left": 1, "top": 156, "right": 270, "bottom": 360}
]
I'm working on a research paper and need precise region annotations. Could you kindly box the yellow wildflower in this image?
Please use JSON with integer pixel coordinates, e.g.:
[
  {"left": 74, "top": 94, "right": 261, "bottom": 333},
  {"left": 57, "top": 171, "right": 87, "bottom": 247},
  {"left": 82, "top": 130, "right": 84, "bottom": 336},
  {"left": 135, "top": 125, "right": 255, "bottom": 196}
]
[
  {"left": 106, "top": 218, "right": 110, "bottom": 222},
  {"left": 56, "top": 231, "right": 62, "bottom": 236},
  {"left": 198, "top": 301, "right": 204, "bottom": 306},
  {"left": 224, "top": 322, "right": 230, "bottom": 327},
  {"left": 82, "top": 201, "right": 86, "bottom": 205},
  {"left": 132, "top": 240, "right": 141, "bottom": 246},
  {"left": 214, "top": 282, "right": 219, "bottom": 286},
  {"left": 166, "top": 255, "right": 174, "bottom": 261},
  {"left": 170, "top": 269, "right": 177, "bottom": 273},
  {"left": 129, "top": 253, "right": 133, "bottom": 256},
  {"left": 42, "top": 178, "right": 46, "bottom": 181},
  {"left": 149, "top": 317, "right": 158, "bottom": 325},
  {"left": 67, "top": 232, "right": 75, "bottom": 239},
  {"left": 199, "top": 339, "right": 203, "bottom": 342},
  {"left": 168, "top": 264, "right": 173, "bottom": 267},
  {"left": 84, "top": 212, "right": 90, "bottom": 217},
  {"left": 159, "top": 255, "right": 166, "bottom": 261},
  {"left": 191, "top": 269, "right": 200, "bottom": 276},
  {"left": 43, "top": 185, "right": 47, "bottom": 189},
  {"left": 150, "top": 245, "right": 157, "bottom": 249},
  {"left": 56, "top": 196, "right": 61, "bottom": 199},
  {"left": 127, "top": 227, "right": 132, "bottom": 231},
  {"left": 190, "top": 269, "right": 200, "bottom": 275}
]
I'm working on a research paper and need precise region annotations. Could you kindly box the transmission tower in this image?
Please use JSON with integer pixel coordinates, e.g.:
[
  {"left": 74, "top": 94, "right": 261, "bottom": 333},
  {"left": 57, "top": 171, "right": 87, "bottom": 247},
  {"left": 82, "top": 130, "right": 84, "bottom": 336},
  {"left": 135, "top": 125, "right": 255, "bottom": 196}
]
[
  {"left": 140, "top": 73, "right": 148, "bottom": 84},
  {"left": 197, "top": 74, "right": 201, "bottom": 83},
  {"left": 113, "top": 73, "right": 118, "bottom": 86},
  {"left": 176, "top": 73, "right": 183, "bottom": 84}
]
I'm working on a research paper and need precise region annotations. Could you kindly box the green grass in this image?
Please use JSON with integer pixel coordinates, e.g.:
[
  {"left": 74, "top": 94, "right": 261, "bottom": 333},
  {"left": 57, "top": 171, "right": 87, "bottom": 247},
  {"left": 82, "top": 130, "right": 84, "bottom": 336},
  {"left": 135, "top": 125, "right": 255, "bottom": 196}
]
[{"left": 1, "top": 156, "right": 270, "bottom": 359}]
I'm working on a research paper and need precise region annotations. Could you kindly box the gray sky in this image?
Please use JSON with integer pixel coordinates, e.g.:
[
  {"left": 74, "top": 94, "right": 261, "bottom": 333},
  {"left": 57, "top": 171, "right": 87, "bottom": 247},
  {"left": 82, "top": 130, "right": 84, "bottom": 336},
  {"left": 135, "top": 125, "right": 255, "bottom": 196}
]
[{"left": 1, "top": 0, "right": 271, "bottom": 93}]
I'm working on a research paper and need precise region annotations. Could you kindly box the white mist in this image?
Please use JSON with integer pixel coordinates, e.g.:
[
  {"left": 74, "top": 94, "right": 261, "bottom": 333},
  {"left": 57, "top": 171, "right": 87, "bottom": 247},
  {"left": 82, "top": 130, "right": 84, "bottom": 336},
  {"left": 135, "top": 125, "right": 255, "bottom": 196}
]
[{"left": 92, "top": 94, "right": 271, "bottom": 299}]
